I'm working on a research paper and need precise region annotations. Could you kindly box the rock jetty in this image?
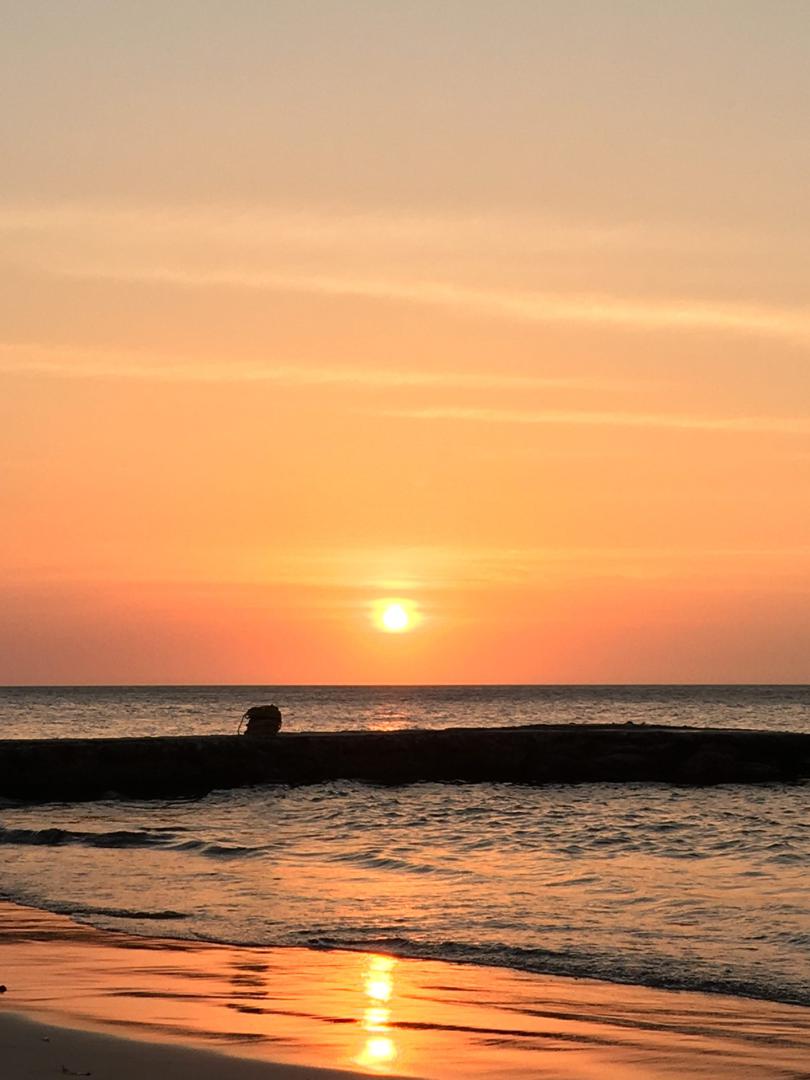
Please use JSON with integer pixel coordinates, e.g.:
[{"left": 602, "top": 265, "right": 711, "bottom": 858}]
[{"left": 0, "top": 724, "right": 809, "bottom": 803}]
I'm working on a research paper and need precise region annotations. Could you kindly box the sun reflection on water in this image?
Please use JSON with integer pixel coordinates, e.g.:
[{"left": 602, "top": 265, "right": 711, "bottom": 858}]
[{"left": 356, "top": 955, "right": 398, "bottom": 1071}]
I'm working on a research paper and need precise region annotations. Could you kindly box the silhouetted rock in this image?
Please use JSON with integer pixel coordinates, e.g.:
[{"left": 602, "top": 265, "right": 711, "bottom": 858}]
[
  {"left": 0, "top": 725, "right": 808, "bottom": 803},
  {"left": 681, "top": 749, "right": 736, "bottom": 785}
]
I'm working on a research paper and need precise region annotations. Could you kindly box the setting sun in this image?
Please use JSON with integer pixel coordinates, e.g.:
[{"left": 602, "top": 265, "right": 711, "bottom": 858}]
[
  {"left": 382, "top": 604, "right": 409, "bottom": 632},
  {"left": 374, "top": 601, "right": 417, "bottom": 634}
]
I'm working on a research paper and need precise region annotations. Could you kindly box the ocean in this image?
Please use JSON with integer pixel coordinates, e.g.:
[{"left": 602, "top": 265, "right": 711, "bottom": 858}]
[{"left": 1, "top": 685, "right": 808, "bottom": 1008}]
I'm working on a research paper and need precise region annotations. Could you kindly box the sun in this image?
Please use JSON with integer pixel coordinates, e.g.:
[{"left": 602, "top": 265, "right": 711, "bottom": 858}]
[
  {"left": 373, "top": 599, "right": 418, "bottom": 633},
  {"left": 382, "top": 603, "right": 410, "bottom": 632}
]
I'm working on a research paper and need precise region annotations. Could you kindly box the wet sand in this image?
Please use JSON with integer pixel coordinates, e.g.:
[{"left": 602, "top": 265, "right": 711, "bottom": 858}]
[
  {"left": 1, "top": 901, "right": 809, "bottom": 1079},
  {"left": 0, "top": 1011, "right": 389, "bottom": 1080}
]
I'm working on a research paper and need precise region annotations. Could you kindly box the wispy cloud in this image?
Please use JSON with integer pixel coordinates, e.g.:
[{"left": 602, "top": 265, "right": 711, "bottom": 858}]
[
  {"left": 0, "top": 201, "right": 734, "bottom": 255},
  {"left": 223, "top": 543, "right": 810, "bottom": 591},
  {"left": 8, "top": 539, "right": 808, "bottom": 591},
  {"left": 383, "top": 406, "right": 810, "bottom": 435},
  {"left": 4, "top": 201, "right": 808, "bottom": 344},
  {"left": 48, "top": 265, "right": 810, "bottom": 345},
  {"left": 0, "top": 343, "right": 615, "bottom": 392}
]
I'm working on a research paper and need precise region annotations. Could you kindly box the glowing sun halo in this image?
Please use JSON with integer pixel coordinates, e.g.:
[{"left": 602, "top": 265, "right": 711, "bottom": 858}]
[
  {"left": 375, "top": 601, "right": 415, "bottom": 633},
  {"left": 382, "top": 603, "right": 410, "bottom": 632}
]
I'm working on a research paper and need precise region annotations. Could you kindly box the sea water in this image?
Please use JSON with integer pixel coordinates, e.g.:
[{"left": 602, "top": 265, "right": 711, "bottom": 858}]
[{"left": 0, "top": 685, "right": 808, "bottom": 1007}]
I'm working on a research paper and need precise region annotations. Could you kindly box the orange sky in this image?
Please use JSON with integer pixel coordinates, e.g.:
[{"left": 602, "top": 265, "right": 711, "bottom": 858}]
[{"left": 2, "top": 2, "right": 809, "bottom": 683}]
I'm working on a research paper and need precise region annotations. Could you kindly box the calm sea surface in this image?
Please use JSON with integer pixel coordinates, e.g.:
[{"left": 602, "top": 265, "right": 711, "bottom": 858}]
[{"left": 1, "top": 685, "right": 808, "bottom": 1007}]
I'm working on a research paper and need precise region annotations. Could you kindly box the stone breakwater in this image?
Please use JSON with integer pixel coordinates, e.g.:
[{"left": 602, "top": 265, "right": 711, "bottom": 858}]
[{"left": 1, "top": 725, "right": 809, "bottom": 802}]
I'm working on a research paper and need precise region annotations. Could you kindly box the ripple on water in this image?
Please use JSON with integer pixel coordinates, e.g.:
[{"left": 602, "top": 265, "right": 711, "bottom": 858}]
[{"left": 0, "top": 774, "right": 809, "bottom": 1007}]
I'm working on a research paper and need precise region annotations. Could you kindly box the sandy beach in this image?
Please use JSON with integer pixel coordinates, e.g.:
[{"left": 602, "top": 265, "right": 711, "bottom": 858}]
[
  {"left": 1, "top": 900, "right": 809, "bottom": 1079},
  {"left": 0, "top": 1011, "right": 387, "bottom": 1080}
]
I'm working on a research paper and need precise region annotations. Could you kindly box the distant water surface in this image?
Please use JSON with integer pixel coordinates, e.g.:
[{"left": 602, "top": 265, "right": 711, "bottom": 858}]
[
  {"left": 0, "top": 685, "right": 808, "bottom": 1010},
  {"left": 1, "top": 683, "right": 809, "bottom": 739}
]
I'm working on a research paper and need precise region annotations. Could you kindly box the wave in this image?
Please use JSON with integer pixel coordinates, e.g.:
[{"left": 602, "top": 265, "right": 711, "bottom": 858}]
[
  {"left": 0, "top": 825, "right": 466, "bottom": 874},
  {"left": 0, "top": 824, "right": 262, "bottom": 860},
  {"left": 321, "top": 850, "right": 471, "bottom": 877},
  {"left": 290, "top": 932, "right": 810, "bottom": 1009},
  {"left": 0, "top": 885, "right": 190, "bottom": 923},
  {"left": 57, "top": 903, "right": 190, "bottom": 921},
  {"left": 2, "top": 883, "right": 808, "bottom": 1009}
]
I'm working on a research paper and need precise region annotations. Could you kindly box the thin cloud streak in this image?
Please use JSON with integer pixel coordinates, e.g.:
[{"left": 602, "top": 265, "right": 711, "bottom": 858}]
[
  {"left": 384, "top": 406, "right": 810, "bottom": 435},
  {"left": 38, "top": 544, "right": 805, "bottom": 590},
  {"left": 0, "top": 201, "right": 744, "bottom": 254},
  {"left": 5, "top": 201, "right": 806, "bottom": 342},
  {"left": 58, "top": 264, "right": 810, "bottom": 344},
  {"left": 0, "top": 345, "right": 615, "bottom": 392},
  {"left": 186, "top": 543, "right": 810, "bottom": 590}
]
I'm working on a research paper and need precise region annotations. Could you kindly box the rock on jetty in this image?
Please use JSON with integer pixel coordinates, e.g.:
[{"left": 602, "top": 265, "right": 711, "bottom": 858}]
[{"left": 1, "top": 724, "right": 809, "bottom": 803}]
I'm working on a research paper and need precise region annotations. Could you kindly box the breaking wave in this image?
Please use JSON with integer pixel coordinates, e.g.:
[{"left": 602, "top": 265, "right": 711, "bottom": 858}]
[{"left": 0, "top": 824, "right": 261, "bottom": 859}]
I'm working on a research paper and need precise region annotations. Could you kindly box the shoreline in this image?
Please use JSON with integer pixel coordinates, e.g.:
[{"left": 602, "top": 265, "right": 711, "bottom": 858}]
[
  {"left": 2, "top": 900, "right": 809, "bottom": 1078},
  {"left": 7, "top": 893, "right": 809, "bottom": 1011},
  {"left": 0, "top": 1012, "right": 388, "bottom": 1080}
]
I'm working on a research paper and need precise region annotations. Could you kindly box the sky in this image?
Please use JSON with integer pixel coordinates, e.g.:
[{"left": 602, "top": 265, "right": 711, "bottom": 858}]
[{"left": 2, "top": 0, "right": 809, "bottom": 684}]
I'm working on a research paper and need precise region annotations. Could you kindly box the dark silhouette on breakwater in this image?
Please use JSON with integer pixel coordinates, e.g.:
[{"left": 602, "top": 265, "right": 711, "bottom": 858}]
[
  {"left": 1, "top": 724, "right": 809, "bottom": 803},
  {"left": 238, "top": 704, "right": 283, "bottom": 736}
]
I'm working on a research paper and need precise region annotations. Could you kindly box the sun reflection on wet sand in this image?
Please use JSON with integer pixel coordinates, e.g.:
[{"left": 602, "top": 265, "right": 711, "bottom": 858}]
[
  {"left": 2, "top": 903, "right": 810, "bottom": 1079},
  {"left": 356, "top": 956, "right": 398, "bottom": 1071}
]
